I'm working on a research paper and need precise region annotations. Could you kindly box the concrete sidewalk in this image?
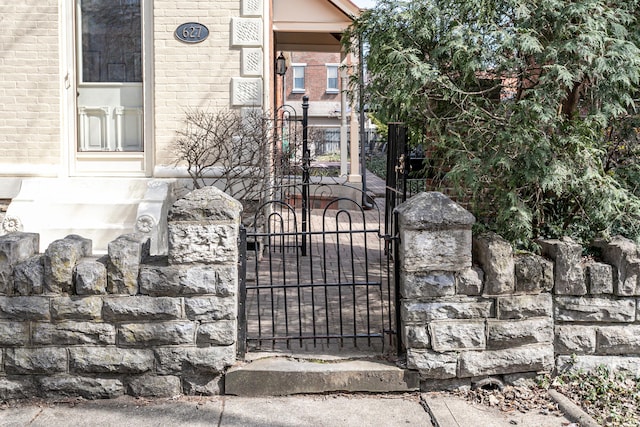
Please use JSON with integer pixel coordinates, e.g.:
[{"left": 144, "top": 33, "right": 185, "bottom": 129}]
[{"left": 0, "top": 392, "right": 579, "bottom": 427}]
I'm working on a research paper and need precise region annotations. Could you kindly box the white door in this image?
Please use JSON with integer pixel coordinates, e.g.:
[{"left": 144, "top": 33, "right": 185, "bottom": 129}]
[{"left": 72, "top": 0, "right": 147, "bottom": 175}]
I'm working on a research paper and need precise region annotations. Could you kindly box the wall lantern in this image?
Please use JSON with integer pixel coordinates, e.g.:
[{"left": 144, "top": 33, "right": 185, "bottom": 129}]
[{"left": 275, "top": 52, "right": 287, "bottom": 76}]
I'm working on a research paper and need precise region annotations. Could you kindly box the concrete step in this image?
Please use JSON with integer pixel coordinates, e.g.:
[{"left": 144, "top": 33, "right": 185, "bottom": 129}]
[{"left": 225, "top": 356, "right": 419, "bottom": 396}]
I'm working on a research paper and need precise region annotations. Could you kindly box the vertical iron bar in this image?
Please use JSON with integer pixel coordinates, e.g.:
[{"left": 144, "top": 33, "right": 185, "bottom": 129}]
[
  {"left": 301, "top": 96, "right": 310, "bottom": 257},
  {"left": 394, "top": 210, "right": 403, "bottom": 356},
  {"left": 237, "top": 226, "right": 247, "bottom": 358}
]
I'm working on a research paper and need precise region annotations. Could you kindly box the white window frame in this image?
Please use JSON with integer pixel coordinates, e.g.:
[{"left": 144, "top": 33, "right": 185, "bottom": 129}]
[
  {"left": 326, "top": 64, "right": 340, "bottom": 94},
  {"left": 292, "top": 63, "right": 306, "bottom": 93}
]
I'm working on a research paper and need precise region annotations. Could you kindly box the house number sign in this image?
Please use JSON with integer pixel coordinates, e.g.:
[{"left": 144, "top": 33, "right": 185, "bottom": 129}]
[{"left": 175, "top": 22, "right": 209, "bottom": 43}]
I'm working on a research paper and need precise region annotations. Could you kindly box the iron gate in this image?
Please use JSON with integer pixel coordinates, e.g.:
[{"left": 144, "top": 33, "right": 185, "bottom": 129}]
[{"left": 237, "top": 98, "right": 395, "bottom": 355}]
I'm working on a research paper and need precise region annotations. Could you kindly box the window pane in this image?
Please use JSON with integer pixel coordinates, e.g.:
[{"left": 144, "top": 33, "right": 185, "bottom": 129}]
[
  {"left": 81, "top": 0, "right": 141, "bottom": 83},
  {"left": 327, "top": 66, "right": 339, "bottom": 91},
  {"left": 293, "top": 66, "right": 305, "bottom": 91}
]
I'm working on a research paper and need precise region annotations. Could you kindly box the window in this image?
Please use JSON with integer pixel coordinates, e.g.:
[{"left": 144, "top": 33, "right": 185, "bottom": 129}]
[
  {"left": 292, "top": 64, "right": 305, "bottom": 93},
  {"left": 326, "top": 65, "right": 339, "bottom": 93}
]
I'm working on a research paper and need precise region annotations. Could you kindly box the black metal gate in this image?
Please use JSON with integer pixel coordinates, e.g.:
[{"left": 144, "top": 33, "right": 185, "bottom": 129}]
[{"left": 237, "top": 99, "right": 394, "bottom": 355}]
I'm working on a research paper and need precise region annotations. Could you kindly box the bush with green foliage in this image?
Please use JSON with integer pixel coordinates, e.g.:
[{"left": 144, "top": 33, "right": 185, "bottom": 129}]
[{"left": 345, "top": 0, "right": 640, "bottom": 246}]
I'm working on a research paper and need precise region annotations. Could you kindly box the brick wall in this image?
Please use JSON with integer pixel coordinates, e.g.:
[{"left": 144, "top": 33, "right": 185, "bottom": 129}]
[
  {"left": 153, "top": 0, "right": 242, "bottom": 166},
  {"left": 285, "top": 52, "right": 341, "bottom": 102},
  {"left": 0, "top": 2, "right": 61, "bottom": 167}
]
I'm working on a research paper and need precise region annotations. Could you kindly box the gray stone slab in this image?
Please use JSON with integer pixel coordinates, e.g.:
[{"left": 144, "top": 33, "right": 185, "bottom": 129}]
[{"left": 225, "top": 357, "right": 419, "bottom": 396}]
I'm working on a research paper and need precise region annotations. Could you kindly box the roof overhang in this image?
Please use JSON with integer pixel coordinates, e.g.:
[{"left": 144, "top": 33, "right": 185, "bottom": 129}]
[{"left": 273, "top": 0, "right": 361, "bottom": 52}]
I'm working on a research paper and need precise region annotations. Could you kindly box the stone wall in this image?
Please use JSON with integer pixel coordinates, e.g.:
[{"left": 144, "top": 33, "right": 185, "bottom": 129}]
[
  {"left": 397, "top": 192, "right": 640, "bottom": 389},
  {"left": 0, "top": 187, "right": 240, "bottom": 399}
]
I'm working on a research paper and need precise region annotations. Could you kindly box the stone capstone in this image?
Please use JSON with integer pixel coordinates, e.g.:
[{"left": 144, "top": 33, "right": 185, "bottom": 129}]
[
  {"left": 594, "top": 236, "right": 640, "bottom": 296},
  {"left": 395, "top": 192, "right": 475, "bottom": 231},
  {"left": 456, "top": 267, "right": 484, "bottom": 296},
  {"left": 107, "top": 234, "right": 150, "bottom": 295},
  {"left": 74, "top": 258, "right": 107, "bottom": 295},
  {"left": 168, "top": 186, "right": 243, "bottom": 223},
  {"left": 473, "top": 233, "right": 514, "bottom": 295},
  {"left": 44, "top": 235, "right": 90, "bottom": 294},
  {"left": 538, "top": 238, "right": 586, "bottom": 295},
  {"left": 0, "top": 232, "right": 39, "bottom": 295},
  {"left": 514, "top": 254, "right": 554, "bottom": 293},
  {"left": 13, "top": 255, "right": 44, "bottom": 296},
  {"left": 585, "top": 262, "right": 614, "bottom": 295}
]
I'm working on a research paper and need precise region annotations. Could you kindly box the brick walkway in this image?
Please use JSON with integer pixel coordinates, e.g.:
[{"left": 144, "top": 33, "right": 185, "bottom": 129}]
[{"left": 243, "top": 173, "right": 395, "bottom": 356}]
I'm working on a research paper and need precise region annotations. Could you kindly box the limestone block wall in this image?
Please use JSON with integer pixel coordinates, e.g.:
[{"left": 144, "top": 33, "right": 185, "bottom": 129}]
[
  {"left": 397, "top": 192, "right": 640, "bottom": 389},
  {"left": 0, "top": 187, "right": 240, "bottom": 400}
]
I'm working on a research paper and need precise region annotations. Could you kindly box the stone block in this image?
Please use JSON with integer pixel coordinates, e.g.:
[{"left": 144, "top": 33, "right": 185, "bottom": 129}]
[
  {"left": 420, "top": 377, "right": 471, "bottom": 392},
  {"left": 32, "top": 321, "right": 116, "bottom": 346},
  {"left": 0, "top": 321, "right": 29, "bottom": 346},
  {"left": 127, "top": 375, "right": 182, "bottom": 397},
  {"left": 594, "top": 236, "right": 640, "bottom": 296},
  {"left": 585, "top": 262, "right": 613, "bottom": 294},
  {"left": 69, "top": 347, "right": 154, "bottom": 374},
  {"left": 0, "top": 296, "right": 50, "bottom": 320},
  {"left": 487, "top": 318, "right": 553, "bottom": 350},
  {"left": 107, "top": 234, "right": 150, "bottom": 295},
  {"left": 74, "top": 258, "right": 107, "bottom": 295},
  {"left": 514, "top": 254, "right": 553, "bottom": 294},
  {"left": 39, "top": 376, "right": 123, "bottom": 399},
  {"left": 406, "top": 349, "right": 458, "bottom": 379},
  {"left": 155, "top": 346, "right": 236, "bottom": 374},
  {"left": 0, "top": 232, "right": 39, "bottom": 294},
  {"left": 184, "top": 296, "right": 236, "bottom": 321},
  {"left": 538, "top": 238, "right": 586, "bottom": 295},
  {"left": 118, "top": 321, "right": 195, "bottom": 346},
  {"left": 168, "top": 223, "right": 238, "bottom": 265},
  {"left": 496, "top": 294, "right": 552, "bottom": 320},
  {"left": 556, "top": 355, "right": 640, "bottom": 375},
  {"left": 395, "top": 192, "right": 476, "bottom": 231},
  {"left": 402, "top": 297, "right": 494, "bottom": 322},
  {"left": 13, "top": 255, "right": 44, "bottom": 295},
  {"left": 596, "top": 325, "right": 640, "bottom": 355},
  {"left": 399, "top": 229, "right": 472, "bottom": 272},
  {"left": 197, "top": 320, "right": 236, "bottom": 345},
  {"left": 473, "top": 233, "right": 514, "bottom": 295},
  {"left": 139, "top": 263, "right": 237, "bottom": 297},
  {"left": 401, "top": 271, "right": 455, "bottom": 298},
  {"left": 168, "top": 186, "right": 243, "bottom": 223},
  {"left": 429, "top": 320, "right": 486, "bottom": 351},
  {"left": 51, "top": 296, "right": 102, "bottom": 321},
  {"left": 456, "top": 267, "right": 483, "bottom": 295},
  {"left": 458, "top": 344, "right": 554, "bottom": 377},
  {"left": 5, "top": 347, "right": 67, "bottom": 374},
  {"left": 554, "top": 296, "right": 635, "bottom": 322},
  {"left": 0, "top": 376, "right": 37, "bottom": 399},
  {"left": 44, "top": 236, "right": 90, "bottom": 294},
  {"left": 554, "top": 325, "right": 596, "bottom": 354},
  {"left": 102, "top": 296, "right": 182, "bottom": 321},
  {"left": 182, "top": 374, "right": 224, "bottom": 396},
  {"left": 404, "top": 325, "right": 430, "bottom": 349}
]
